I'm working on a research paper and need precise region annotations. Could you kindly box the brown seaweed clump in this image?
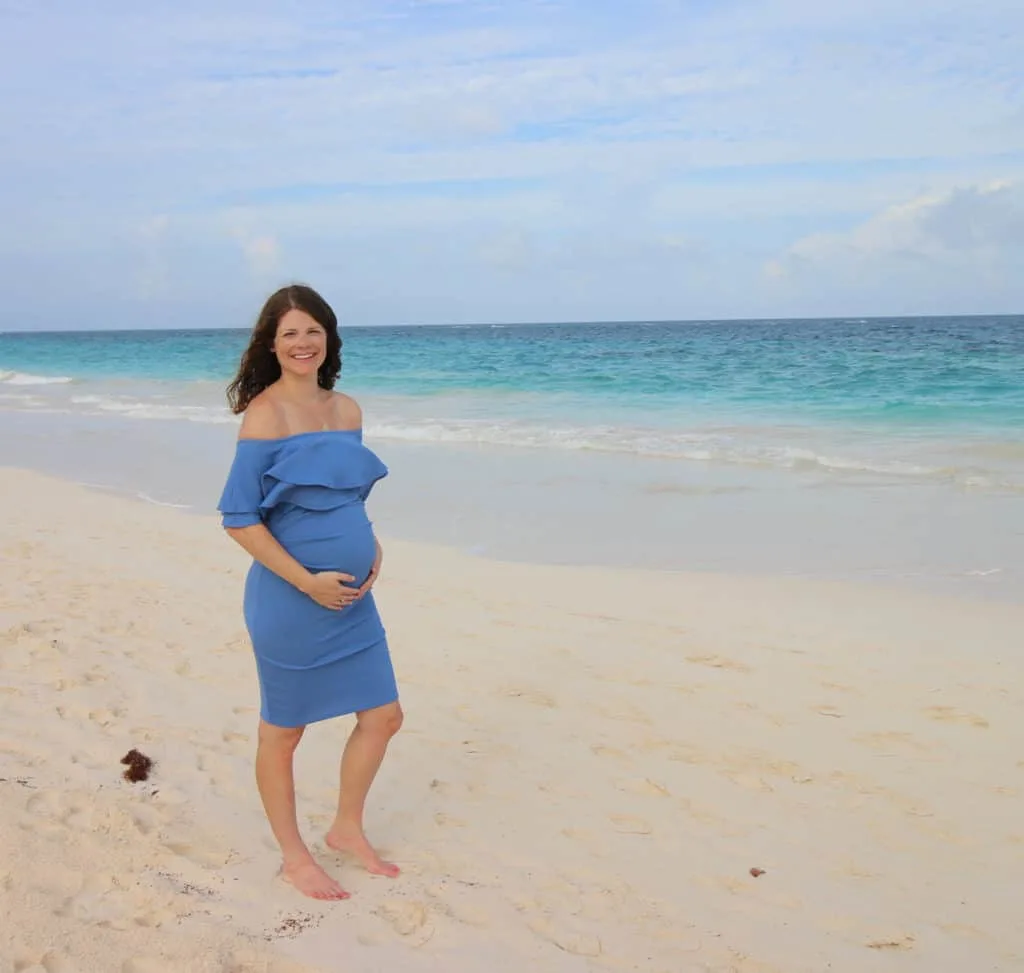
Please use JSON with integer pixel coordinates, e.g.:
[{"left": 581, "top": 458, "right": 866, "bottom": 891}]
[{"left": 120, "top": 749, "right": 154, "bottom": 782}]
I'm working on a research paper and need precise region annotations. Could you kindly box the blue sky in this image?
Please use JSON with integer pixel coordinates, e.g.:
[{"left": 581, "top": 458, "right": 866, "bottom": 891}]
[{"left": 2, "top": 0, "right": 1023, "bottom": 329}]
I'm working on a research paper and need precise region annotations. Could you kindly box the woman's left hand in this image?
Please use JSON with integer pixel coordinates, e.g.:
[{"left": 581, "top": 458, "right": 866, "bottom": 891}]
[{"left": 358, "top": 539, "right": 383, "bottom": 598}]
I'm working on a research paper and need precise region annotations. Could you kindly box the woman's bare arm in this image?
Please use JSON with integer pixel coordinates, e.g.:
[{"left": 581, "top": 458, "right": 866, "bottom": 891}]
[
  {"left": 224, "top": 522, "right": 315, "bottom": 592},
  {"left": 223, "top": 396, "right": 356, "bottom": 608}
]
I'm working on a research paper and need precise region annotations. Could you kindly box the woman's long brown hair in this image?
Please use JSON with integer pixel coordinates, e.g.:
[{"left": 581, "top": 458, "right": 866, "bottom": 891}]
[{"left": 226, "top": 284, "right": 343, "bottom": 414}]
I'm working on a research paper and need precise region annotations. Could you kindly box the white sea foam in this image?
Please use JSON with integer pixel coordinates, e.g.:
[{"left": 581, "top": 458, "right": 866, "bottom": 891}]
[
  {"left": 364, "top": 419, "right": 930, "bottom": 474},
  {"left": 136, "top": 492, "right": 192, "bottom": 509},
  {"left": 772, "top": 446, "right": 935, "bottom": 477},
  {"left": 1, "top": 380, "right": 1021, "bottom": 492},
  {"left": 68, "top": 394, "right": 236, "bottom": 424},
  {"left": 0, "top": 370, "right": 73, "bottom": 386},
  {"left": 360, "top": 419, "right": 1024, "bottom": 492}
]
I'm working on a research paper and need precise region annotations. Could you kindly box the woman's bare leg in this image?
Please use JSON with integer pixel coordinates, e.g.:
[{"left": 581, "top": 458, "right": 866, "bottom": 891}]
[
  {"left": 256, "top": 719, "right": 349, "bottom": 900},
  {"left": 325, "top": 701, "right": 403, "bottom": 876}
]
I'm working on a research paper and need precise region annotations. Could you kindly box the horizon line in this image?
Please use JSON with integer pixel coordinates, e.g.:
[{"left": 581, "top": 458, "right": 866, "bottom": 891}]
[{"left": 3, "top": 310, "right": 1023, "bottom": 337}]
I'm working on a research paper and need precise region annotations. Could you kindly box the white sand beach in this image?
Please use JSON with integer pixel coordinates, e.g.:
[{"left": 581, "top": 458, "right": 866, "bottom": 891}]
[{"left": 2, "top": 465, "right": 1022, "bottom": 973}]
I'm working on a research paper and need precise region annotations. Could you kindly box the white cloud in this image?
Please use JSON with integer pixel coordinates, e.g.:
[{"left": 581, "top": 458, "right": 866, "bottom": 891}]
[
  {"left": 242, "top": 235, "right": 281, "bottom": 276},
  {"left": 478, "top": 229, "right": 536, "bottom": 272},
  {"left": 1, "top": 1, "right": 1024, "bottom": 325},
  {"left": 226, "top": 221, "right": 283, "bottom": 281},
  {"left": 768, "top": 181, "right": 1024, "bottom": 270},
  {"left": 764, "top": 181, "right": 1024, "bottom": 314}
]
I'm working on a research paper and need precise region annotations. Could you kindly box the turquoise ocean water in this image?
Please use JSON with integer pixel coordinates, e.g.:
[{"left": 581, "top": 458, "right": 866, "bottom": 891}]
[
  {"left": 2, "top": 315, "right": 1022, "bottom": 599},
  {"left": 1, "top": 315, "right": 1022, "bottom": 491}
]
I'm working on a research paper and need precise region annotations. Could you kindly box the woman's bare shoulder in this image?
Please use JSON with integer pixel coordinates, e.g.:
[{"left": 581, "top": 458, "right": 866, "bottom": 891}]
[
  {"left": 238, "top": 392, "right": 287, "bottom": 440},
  {"left": 330, "top": 391, "right": 363, "bottom": 428}
]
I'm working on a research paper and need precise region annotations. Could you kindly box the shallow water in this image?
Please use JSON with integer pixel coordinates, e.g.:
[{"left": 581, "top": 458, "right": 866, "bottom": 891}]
[{"left": 2, "top": 315, "right": 1022, "bottom": 601}]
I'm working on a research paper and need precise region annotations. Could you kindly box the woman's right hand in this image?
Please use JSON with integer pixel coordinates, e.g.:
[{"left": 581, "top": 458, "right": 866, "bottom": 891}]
[{"left": 302, "top": 571, "right": 360, "bottom": 610}]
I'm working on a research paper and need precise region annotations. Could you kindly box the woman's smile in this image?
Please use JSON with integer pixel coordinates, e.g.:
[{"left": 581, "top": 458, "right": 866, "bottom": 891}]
[{"left": 274, "top": 309, "right": 328, "bottom": 372}]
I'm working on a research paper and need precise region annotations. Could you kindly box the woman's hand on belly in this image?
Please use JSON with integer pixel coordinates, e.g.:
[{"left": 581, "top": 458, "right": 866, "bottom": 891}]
[{"left": 301, "top": 570, "right": 362, "bottom": 610}]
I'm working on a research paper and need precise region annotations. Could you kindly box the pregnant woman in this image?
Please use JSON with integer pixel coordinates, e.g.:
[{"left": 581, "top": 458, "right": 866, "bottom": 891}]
[{"left": 218, "top": 284, "right": 402, "bottom": 901}]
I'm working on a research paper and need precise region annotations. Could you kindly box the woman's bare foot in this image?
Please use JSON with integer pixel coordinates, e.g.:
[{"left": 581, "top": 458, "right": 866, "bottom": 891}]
[
  {"left": 280, "top": 858, "right": 350, "bottom": 900},
  {"left": 325, "top": 823, "right": 400, "bottom": 878}
]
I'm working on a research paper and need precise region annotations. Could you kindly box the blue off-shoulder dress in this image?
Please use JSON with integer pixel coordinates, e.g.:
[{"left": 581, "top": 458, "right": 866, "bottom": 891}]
[{"left": 217, "top": 429, "right": 399, "bottom": 728}]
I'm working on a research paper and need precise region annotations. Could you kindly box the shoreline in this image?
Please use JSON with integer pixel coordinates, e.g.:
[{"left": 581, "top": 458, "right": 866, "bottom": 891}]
[
  {"left": 59, "top": 458, "right": 1024, "bottom": 608},
  {"left": 24, "top": 460, "right": 1023, "bottom": 608},
  {"left": 2, "top": 465, "right": 1023, "bottom": 972},
  {"left": 1, "top": 348, "right": 1022, "bottom": 608},
  {"left": 2, "top": 399, "right": 1022, "bottom": 606}
]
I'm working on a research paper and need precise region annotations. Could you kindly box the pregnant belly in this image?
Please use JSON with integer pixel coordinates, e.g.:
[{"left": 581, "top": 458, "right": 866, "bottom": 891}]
[{"left": 272, "top": 504, "right": 378, "bottom": 584}]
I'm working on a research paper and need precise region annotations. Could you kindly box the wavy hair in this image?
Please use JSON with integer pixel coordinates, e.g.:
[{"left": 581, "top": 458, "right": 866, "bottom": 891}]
[{"left": 226, "top": 284, "right": 343, "bottom": 414}]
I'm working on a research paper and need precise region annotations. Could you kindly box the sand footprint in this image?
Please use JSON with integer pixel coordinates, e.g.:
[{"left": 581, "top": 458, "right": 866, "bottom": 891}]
[
  {"left": 834, "top": 860, "right": 879, "bottom": 879},
  {"left": 130, "top": 805, "right": 162, "bottom": 836},
  {"left": 595, "top": 701, "right": 653, "bottom": 724},
  {"left": 724, "top": 771, "right": 774, "bottom": 793},
  {"left": 56, "top": 896, "right": 126, "bottom": 928},
  {"left": 814, "top": 705, "right": 845, "bottom": 718},
  {"left": 923, "top": 706, "right": 989, "bottom": 728},
  {"left": 375, "top": 899, "right": 435, "bottom": 947},
  {"left": 163, "top": 838, "right": 233, "bottom": 869},
  {"left": 866, "top": 934, "right": 916, "bottom": 951},
  {"left": 502, "top": 686, "right": 557, "bottom": 708},
  {"left": 590, "top": 744, "right": 628, "bottom": 760},
  {"left": 609, "top": 814, "right": 652, "bottom": 835},
  {"left": 820, "top": 679, "right": 858, "bottom": 693},
  {"left": 687, "top": 654, "right": 749, "bottom": 673},
  {"left": 855, "top": 731, "right": 933, "bottom": 754},
  {"left": 424, "top": 883, "right": 489, "bottom": 928},
  {"left": 87, "top": 707, "right": 125, "bottom": 728},
  {"left": 7, "top": 944, "right": 35, "bottom": 971},
  {"left": 122, "top": 960, "right": 178, "bottom": 973},
  {"left": 25, "top": 790, "right": 62, "bottom": 818},
  {"left": 10, "top": 954, "right": 80, "bottom": 973},
  {"left": 133, "top": 907, "right": 179, "bottom": 928},
  {"left": 225, "top": 951, "right": 320, "bottom": 973},
  {"left": 38, "top": 952, "right": 80, "bottom": 973},
  {"left": 527, "top": 917, "right": 602, "bottom": 957},
  {"left": 434, "top": 812, "right": 467, "bottom": 828},
  {"left": 17, "top": 864, "right": 81, "bottom": 902},
  {"left": 68, "top": 750, "right": 107, "bottom": 771},
  {"left": 615, "top": 777, "right": 671, "bottom": 798},
  {"left": 61, "top": 803, "right": 94, "bottom": 831}
]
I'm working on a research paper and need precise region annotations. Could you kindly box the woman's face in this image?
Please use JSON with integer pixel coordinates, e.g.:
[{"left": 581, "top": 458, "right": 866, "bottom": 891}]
[{"left": 272, "top": 309, "right": 327, "bottom": 378}]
